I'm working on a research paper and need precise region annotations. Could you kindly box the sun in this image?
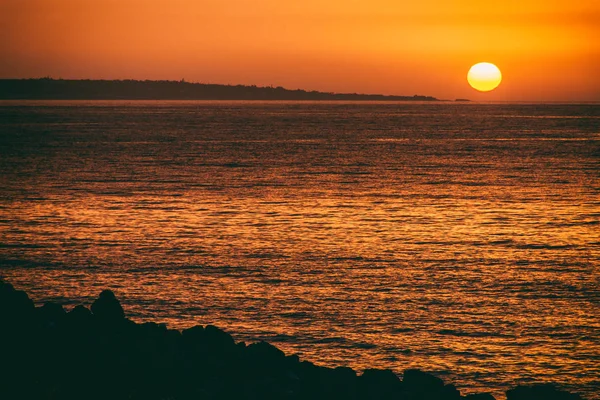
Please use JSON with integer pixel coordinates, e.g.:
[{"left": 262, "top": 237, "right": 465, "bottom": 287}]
[{"left": 467, "top": 62, "right": 502, "bottom": 92}]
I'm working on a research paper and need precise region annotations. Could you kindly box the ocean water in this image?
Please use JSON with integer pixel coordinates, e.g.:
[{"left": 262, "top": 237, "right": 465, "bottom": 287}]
[{"left": 0, "top": 100, "right": 599, "bottom": 399}]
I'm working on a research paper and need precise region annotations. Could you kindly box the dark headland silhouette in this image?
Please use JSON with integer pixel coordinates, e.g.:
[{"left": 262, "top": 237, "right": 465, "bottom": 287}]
[
  {"left": 0, "top": 78, "right": 442, "bottom": 101},
  {"left": 0, "top": 280, "right": 584, "bottom": 400}
]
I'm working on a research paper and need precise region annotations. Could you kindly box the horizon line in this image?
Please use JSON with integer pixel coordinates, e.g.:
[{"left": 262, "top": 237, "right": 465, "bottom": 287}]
[{"left": 2, "top": 77, "right": 600, "bottom": 103}]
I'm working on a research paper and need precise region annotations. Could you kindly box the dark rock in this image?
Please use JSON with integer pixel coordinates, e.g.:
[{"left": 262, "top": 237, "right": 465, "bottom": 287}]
[
  {"left": 402, "top": 369, "right": 460, "bottom": 399},
  {"left": 0, "top": 281, "right": 589, "bottom": 400},
  {"left": 361, "top": 368, "right": 401, "bottom": 386},
  {"left": 67, "top": 304, "right": 93, "bottom": 324},
  {"left": 139, "top": 321, "right": 169, "bottom": 337},
  {"left": 0, "top": 279, "right": 14, "bottom": 293},
  {"left": 294, "top": 359, "right": 318, "bottom": 379},
  {"left": 358, "top": 368, "right": 402, "bottom": 399},
  {"left": 179, "top": 324, "right": 238, "bottom": 376},
  {"left": 465, "top": 393, "right": 497, "bottom": 400},
  {"left": 507, "top": 384, "right": 583, "bottom": 400},
  {"left": 165, "top": 328, "right": 181, "bottom": 342},
  {"left": 442, "top": 383, "right": 462, "bottom": 399},
  {"left": 285, "top": 353, "right": 300, "bottom": 368},
  {"left": 204, "top": 324, "right": 235, "bottom": 350},
  {"left": 247, "top": 341, "right": 287, "bottom": 365},
  {"left": 37, "top": 302, "right": 67, "bottom": 327},
  {"left": 290, "top": 363, "right": 356, "bottom": 400},
  {"left": 403, "top": 369, "right": 445, "bottom": 390},
  {"left": 0, "top": 280, "right": 35, "bottom": 322},
  {"left": 333, "top": 366, "right": 357, "bottom": 381},
  {"left": 333, "top": 366, "right": 358, "bottom": 394},
  {"left": 91, "top": 289, "right": 125, "bottom": 322},
  {"left": 182, "top": 324, "right": 236, "bottom": 352},
  {"left": 181, "top": 324, "right": 204, "bottom": 340}
]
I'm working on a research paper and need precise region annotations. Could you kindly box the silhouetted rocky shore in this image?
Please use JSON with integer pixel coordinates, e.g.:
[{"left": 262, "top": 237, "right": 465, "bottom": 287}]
[{"left": 0, "top": 280, "right": 584, "bottom": 400}]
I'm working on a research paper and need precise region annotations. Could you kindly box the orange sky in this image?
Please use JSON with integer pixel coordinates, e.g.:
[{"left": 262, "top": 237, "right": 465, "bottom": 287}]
[{"left": 1, "top": 0, "right": 599, "bottom": 101}]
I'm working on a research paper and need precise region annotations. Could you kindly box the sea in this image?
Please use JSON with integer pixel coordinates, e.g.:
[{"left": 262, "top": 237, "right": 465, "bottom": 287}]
[{"left": 0, "top": 100, "right": 598, "bottom": 399}]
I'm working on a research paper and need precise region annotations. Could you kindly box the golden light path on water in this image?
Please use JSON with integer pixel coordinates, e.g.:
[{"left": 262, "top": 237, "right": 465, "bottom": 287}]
[{"left": 0, "top": 101, "right": 599, "bottom": 399}]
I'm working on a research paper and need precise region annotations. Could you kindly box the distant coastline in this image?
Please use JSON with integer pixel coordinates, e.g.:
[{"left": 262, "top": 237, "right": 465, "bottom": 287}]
[{"left": 0, "top": 78, "right": 440, "bottom": 101}]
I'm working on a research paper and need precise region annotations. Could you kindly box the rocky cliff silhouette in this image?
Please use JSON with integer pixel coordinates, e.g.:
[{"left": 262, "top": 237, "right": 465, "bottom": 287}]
[{"left": 0, "top": 280, "right": 584, "bottom": 400}]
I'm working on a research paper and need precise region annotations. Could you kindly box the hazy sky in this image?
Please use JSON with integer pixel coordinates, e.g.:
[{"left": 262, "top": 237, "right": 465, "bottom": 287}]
[{"left": 1, "top": 0, "right": 599, "bottom": 101}]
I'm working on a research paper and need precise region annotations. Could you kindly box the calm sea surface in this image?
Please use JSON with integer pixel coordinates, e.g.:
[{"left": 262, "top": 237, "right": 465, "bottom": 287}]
[{"left": 1, "top": 101, "right": 599, "bottom": 398}]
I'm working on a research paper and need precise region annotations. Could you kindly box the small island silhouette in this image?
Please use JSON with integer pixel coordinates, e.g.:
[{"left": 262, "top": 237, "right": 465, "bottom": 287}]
[{"left": 0, "top": 78, "right": 441, "bottom": 101}]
